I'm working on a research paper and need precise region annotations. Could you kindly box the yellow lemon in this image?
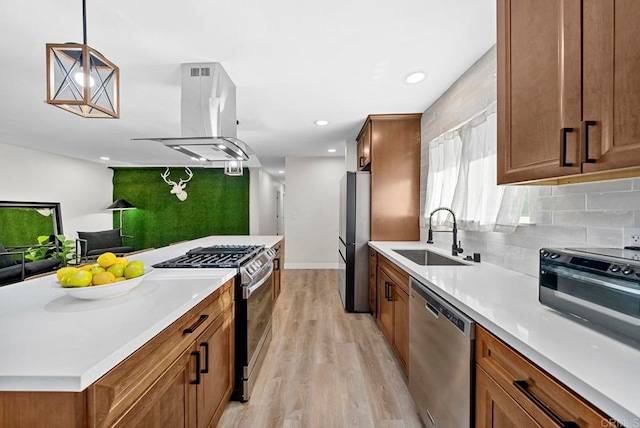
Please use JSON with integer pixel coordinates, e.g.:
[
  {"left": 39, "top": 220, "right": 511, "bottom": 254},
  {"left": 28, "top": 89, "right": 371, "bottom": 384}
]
[
  {"left": 124, "top": 261, "right": 145, "bottom": 279},
  {"left": 61, "top": 272, "right": 75, "bottom": 287},
  {"left": 64, "top": 270, "right": 93, "bottom": 287},
  {"left": 106, "top": 263, "right": 125, "bottom": 278},
  {"left": 97, "top": 252, "right": 117, "bottom": 268},
  {"left": 114, "top": 257, "right": 128, "bottom": 266},
  {"left": 93, "top": 271, "right": 116, "bottom": 286},
  {"left": 56, "top": 266, "right": 78, "bottom": 282},
  {"left": 88, "top": 265, "right": 106, "bottom": 275},
  {"left": 113, "top": 277, "right": 127, "bottom": 282},
  {"left": 79, "top": 264, "right": 95, "bottom": 271}
]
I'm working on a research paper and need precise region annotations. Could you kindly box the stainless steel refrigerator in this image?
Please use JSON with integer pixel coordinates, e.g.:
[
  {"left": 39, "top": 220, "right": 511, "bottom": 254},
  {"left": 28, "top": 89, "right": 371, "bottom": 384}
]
[{"left": 338, "top": 171, "right": 371, "bottom": 312}]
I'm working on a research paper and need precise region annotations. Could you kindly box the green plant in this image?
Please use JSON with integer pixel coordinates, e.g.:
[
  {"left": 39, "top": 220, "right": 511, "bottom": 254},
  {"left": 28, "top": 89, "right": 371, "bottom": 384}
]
[{"left": 26, "top": 235, "right": 77, "bottom": 266}]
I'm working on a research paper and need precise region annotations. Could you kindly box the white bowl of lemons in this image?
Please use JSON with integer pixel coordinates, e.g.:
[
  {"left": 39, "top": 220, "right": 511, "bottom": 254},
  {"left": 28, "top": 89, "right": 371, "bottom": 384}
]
[{"left": 55, "top": 252, "right": 153, "bottom": 300}]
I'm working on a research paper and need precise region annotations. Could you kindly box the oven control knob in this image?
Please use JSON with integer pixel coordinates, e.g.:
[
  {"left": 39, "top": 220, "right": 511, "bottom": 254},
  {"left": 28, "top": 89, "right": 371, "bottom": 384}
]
[
  {"left": 610, "top": 265, "right": 621, "bottom": 273},
  {"left": 622, "top": 267, "right": 634, "bottom": 275},
  {"left": 550, "top": 253, "right": 560, "bottom": 259},
  {"left": 542, "top": 251, "right": 550, "bottom": 258}
]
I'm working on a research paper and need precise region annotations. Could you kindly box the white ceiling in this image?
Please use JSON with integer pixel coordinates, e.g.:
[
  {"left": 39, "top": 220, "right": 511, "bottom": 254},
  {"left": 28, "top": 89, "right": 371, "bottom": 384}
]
[{"left": 0, "top": 0, "right": 496, "bottom": 180}]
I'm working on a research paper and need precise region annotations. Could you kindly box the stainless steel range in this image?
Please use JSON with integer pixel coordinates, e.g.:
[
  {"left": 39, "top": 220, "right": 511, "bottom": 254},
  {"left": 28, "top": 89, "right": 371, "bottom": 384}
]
[
  {"left": 540, "top": 247, "right": 640, "bottom": 343},
  {"left": 154, "top": 244, "right": 276, "bottom": 402}
]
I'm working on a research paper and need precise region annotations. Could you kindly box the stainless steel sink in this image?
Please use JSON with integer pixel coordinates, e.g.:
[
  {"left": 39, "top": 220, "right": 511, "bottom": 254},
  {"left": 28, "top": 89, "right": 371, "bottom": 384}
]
[{"left": 392, "top": 249, "right": 469, "bottom": 266}]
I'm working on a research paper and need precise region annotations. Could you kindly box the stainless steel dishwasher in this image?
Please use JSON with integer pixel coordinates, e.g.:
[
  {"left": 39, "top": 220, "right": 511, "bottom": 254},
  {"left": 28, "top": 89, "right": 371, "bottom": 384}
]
[{"left": 409, "top": 277, "right": 475, "bottom": 428}]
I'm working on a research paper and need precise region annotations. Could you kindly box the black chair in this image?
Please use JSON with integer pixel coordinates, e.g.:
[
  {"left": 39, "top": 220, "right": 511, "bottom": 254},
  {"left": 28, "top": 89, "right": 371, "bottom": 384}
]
[
  {"left": 0, "top": 244, "right": 62, "bottom": 286},
  {"left": 76, "top": 229, "right": 135, "bottom": 261}
]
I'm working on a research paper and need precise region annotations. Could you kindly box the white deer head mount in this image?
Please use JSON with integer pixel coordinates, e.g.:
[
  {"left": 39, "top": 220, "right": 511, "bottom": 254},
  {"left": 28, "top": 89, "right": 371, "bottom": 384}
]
[{"left": 161, "top": 167, "right": 193, "bottom": 201}]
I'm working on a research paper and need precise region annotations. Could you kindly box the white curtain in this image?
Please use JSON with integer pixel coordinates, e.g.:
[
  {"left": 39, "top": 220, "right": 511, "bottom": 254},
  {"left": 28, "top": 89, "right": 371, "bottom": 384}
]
[
  {"left": 425, "top": 131, "right": 462, "bottom": 228},
  {"left": 425, "top": 106, "right": 525, "bottom": 233}
]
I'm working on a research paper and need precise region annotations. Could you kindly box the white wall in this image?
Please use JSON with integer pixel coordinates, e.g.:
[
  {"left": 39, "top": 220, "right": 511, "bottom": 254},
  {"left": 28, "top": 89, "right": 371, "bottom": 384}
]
[
  {"left": 249, "top": 168, "right": 260, "bottom": 234},
  {"left": 346, "top": 139, "right": 358, "bottom": 172},
  {"left": 0, "top": 143, "right": 114, "bottom": 239},
  {"left": 249, "top": 168, "right": 280, "bottom": 235},
  {"left": 284, "top": 156, "right": 344, "bottom": 268}
]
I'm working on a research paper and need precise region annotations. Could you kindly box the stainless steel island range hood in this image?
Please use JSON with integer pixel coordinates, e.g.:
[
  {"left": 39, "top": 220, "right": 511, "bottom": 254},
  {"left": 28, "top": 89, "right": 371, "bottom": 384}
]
[{"left": 134, "top": 63, "right": 254, "bottom": 164}]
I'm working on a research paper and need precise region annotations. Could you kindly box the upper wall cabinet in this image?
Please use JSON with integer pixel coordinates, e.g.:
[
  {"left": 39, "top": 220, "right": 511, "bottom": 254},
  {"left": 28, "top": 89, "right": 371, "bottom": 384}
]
[
  {"left": 357, "top": 114, "right": 421, "bottom": 241},
  {"left": 498, "top": 0, "right": 640, "bottom": 185},
  {"left": 357, "top": 121, "right": 372, "bottom": 171}
]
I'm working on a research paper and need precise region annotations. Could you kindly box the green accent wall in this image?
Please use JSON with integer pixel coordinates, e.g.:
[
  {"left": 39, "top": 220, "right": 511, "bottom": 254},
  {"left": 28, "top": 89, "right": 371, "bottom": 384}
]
[
  {"left": 0, "top": 209, "right": 56, "bottom": 247},
  {"left": 112, "top": 168, "right": 249, "bottom": 250}
]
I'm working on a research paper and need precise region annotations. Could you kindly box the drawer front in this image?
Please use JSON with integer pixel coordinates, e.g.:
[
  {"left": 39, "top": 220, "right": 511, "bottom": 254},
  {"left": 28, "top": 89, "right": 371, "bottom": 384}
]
[
  {"left": 378, "top": 255, "right": 409, "bottom": 294},
  {"left": 88, "top": 279, "right": 234, "bottom": 427},
  {"left": 475, "top": 326, "right": 613, "bottom": 427}
]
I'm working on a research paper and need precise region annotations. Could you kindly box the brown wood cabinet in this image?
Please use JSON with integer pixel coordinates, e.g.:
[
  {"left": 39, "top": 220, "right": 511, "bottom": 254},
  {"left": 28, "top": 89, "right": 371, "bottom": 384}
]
[
  {"left": 369, "top": 247, "right": 377, "bottom": 315},
  {"left": 196, "top": 307, "right": 234, "bottom": 428},
  {"left": 476, "top": 366, "right": 541, "bottom": 428},
  {"left": 475, "top": 326, "right": 614, "bottom": 428},
  {"left": 0, "top": 280, "right": 235, "bottom": 428},
  {"left": 357, "top": 114, "right": 421, "bottom": 240},
  {"left": 498, "top": 0, "right": 640, "bottom": 185},
  {"left": 376, "top": 255, "right": 409, "bottom": 375},
  {"left": 357, "top": 121, "right": 371, "bottom": 170},
  {"left": 272, "top": 240, "right": 283, "bottom": 301}
]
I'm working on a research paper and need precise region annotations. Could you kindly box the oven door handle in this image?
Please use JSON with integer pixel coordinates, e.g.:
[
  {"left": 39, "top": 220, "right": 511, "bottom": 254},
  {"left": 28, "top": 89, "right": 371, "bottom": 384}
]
[{"left": 243, "top": 265, "right": 274, "bottom": 299}]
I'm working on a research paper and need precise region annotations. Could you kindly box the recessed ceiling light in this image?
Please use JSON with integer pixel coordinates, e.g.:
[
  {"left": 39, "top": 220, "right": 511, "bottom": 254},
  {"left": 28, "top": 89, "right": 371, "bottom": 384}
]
[
  {"left": 218, "top": 144, "right": 226, "bottom": 149},
  {"left": 191, "top": 157, "right": 198, "bottom": 161},
  {"left": 314, "top": 120, "right": 329, "bottom": 126},
  {"left": 278, "top": 170, "right": 285, "bottom": 174},
  {"left": 328, "top": 149, "right": 337, "bottom": 153},
  {"left": 100, "top": 156, "right": 110, "bottom": 161},
  {"left": 403, "top": 70, "right": 426, "bottom": 84},
  {"left": 199, "top": 157, "right": 206, "bottom": 161}
]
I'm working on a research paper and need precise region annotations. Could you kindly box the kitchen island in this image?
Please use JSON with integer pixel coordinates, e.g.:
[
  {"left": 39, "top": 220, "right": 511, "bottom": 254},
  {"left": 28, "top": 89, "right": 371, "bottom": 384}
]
[
  {"left": 370, "top": 241, "right": 640, "bottom": 426},
  {"left": 0, "top": 235, "right": 282, "bottom": 427}
]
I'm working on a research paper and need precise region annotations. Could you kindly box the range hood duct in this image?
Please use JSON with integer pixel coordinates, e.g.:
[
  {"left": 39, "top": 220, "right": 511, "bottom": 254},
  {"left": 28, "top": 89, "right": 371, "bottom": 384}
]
[{"left": 134, "top": 63, "right": 252, "bottom": 163}]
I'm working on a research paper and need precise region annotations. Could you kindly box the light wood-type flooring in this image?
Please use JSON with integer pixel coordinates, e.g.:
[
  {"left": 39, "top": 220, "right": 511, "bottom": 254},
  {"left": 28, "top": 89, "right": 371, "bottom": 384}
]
[{"left": 218, "top": 269, "right": 421, "bottom": 428}]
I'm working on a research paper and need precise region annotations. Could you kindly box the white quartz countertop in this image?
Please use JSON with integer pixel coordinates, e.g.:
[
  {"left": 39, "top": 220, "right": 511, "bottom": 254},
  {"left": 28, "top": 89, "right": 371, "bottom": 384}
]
[
  {"left": 369, "top": 241, "right": 640, "bottom": 425},
  {"left": 0, "top": 235, "right": 282, "bottom": 392}
]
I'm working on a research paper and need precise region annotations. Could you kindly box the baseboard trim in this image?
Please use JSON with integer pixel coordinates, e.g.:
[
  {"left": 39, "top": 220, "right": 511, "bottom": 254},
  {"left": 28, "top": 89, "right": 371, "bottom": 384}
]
[{"left": 284, "top": 263, "right": 338, "bottom": 270}]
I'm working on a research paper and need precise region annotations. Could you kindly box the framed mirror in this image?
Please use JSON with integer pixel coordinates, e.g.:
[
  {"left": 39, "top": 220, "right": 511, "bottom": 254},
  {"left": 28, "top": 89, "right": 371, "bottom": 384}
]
[{"left": 0, "top": 201, "right": 63, "bottom": 247}]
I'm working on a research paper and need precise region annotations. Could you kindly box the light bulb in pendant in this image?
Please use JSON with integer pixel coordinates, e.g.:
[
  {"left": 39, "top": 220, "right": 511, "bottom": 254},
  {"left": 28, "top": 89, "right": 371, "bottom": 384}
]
[{"left": 74, "top": 69, "right": 95, "bottom": 88}]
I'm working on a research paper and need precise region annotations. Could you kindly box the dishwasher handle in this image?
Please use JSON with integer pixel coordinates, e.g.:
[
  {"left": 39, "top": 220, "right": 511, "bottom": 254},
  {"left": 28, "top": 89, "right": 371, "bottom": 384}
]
[{"left": 411, "top": 277, "right": 475, "bottom": 338}]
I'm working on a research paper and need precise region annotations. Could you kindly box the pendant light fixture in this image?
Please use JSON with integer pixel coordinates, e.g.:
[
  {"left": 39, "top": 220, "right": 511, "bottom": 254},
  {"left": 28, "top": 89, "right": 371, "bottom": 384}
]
[
  {"left": 46, "top": 0, "right": 119, "bottom": 118},
  {"left": 224, "top": 160, "right": 244, "bottom": 176}
]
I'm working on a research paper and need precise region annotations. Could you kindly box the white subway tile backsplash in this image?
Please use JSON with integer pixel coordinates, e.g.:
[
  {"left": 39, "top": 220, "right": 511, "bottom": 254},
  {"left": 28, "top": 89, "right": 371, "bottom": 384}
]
[
  {"left": 530, "top": 210, "right": 552, "bottom": 225},
  {"left": 537, "top": 194, "right": 586, "bottom": 211},
  {"left": 587, "top": 191, "right": 640, "bottom": 211},
  {"left": 551, "top": 179, "right": 633, "bottom": 195},
  {"left": 553, "top": 211, "right": 634, "bottom": 228},
  {"left": 586, "top": 228, "right": 623, "bottom": 248}
]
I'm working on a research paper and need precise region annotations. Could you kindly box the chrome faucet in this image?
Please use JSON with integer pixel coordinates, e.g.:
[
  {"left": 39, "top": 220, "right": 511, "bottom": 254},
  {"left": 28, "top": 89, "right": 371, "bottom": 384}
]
[{"left": 427, "top": 207, "right": 464, "bottom": 256}]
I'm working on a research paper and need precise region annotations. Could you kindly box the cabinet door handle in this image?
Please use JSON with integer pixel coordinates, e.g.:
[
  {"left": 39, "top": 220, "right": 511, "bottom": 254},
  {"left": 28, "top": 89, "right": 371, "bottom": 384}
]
[
  {"left": 183, "top": 314, "right": 208, "bottom": 334},
  {"left": 582, "top": 120, "right": 597, "bottom": 164},
  {"left": 200, "top": 342, "right": 209, "bottom": 374},
  {"left": 560, "top": 128, "right": 574, "bottom": 167},
  {"left": 512, "top": 380, "right": 578, "bottom": 427},
  {"left": 191, "top": 351, "right": 201, "bottom": 385},
  {"left": 384, "top": 282, "right": 389, "bottom": 300},
  {"left": 359, "top": 156, "right": 365, "bottom": 167},
  {"left": 274, "top": 258, "right": 280, "bottom": 270}
]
